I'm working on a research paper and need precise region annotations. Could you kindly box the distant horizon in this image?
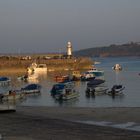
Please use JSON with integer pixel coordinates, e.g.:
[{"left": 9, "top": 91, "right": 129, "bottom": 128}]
[{"left": 0, "top": 40, "right": 139, "bottom": 55}]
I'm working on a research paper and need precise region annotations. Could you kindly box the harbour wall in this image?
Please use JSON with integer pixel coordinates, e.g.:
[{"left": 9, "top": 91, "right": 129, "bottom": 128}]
[{"left": 0, "top": 57, "right": 93, "bottom": 73}]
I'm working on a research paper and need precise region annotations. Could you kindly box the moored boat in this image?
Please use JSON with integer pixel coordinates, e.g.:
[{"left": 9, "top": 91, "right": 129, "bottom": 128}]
[
  {"left": 107, "top": 85, "right": 125, "bottom": 96},
  {"left": 27, "top": 63, "right": 47, "bottom": 74},
  {"left": 54, "top": 75, "right": 70, "bottom": 83},
  {"left": 85, "top": 86, "right": 108, "bottom": 96},
  {"left": 81, "top": 72, "right": 95, "bottom": 81},
  {"left": 21, "top": 84, "right": 41, "bottom": 94},
  {"left": 71, "top": 71, "right": 81, "bottom": 81},
  {"left": 0, "top": 77, "right": 11, "bottom": 86},
  {"left": 81, "top": 66, "right": 104, "bottom": 81},
  {"left": 2, "top": 90, "right": 25, "bottom": 101},
  {"left": 112, "top": 64, "right": 122, "bottom": 71},
  {"left": 87, "top": 79, "right": 105, "bottom": 88},
  {"left": 94, "top": 86, "right": 109, "bottom": 94},
  {"left": 55, "top": 87, "right": 79, "bottom": 100},
  {"left": 51, "top": 82, "right": 74, "bottom": 96},
  {"left": 18, "top": 74, "right": 38, "bottom": 82},
  {"left": 87, "top": 67, "right": 104, "bottom": 77}
]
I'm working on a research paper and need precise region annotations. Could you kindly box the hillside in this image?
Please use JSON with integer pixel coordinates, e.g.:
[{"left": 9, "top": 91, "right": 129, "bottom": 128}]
[{"left": 74, "top": 42, "right": 140, "bottom": 57}]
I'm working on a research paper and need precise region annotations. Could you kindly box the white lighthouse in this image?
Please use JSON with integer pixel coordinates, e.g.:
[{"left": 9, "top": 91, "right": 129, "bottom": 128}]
[{"left": 67, "top": 41, "right": 72, "bottom": 59}]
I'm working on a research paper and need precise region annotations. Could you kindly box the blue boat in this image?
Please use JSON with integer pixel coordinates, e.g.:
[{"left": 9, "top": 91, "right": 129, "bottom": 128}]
[
  {"left": 51, "top": 82, "right": 74, "bottom": 96},
  {"left": 87, "top": 79, "right": 105, "bottom": 88},
  {"left": 21, "top": 84, "right": 41, "bottom": 94},
  {"left": 0, "top": 77, "right": 11, "bottom": 86}
]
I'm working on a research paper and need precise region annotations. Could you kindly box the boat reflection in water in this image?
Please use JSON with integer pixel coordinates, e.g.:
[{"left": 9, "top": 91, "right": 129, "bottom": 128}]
[{"left": 54, "top": 97, "right": 79, "bottom": 106}]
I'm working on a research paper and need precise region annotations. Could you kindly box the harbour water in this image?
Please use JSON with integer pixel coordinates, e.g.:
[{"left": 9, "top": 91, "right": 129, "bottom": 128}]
[{"left": 0, "top": 57, "right": 140, "bottom": 108}]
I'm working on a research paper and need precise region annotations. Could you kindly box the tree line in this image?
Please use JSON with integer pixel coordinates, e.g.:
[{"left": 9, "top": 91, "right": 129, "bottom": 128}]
[{"left": 74, "top": 42, "right": 140, "bottom": 57}]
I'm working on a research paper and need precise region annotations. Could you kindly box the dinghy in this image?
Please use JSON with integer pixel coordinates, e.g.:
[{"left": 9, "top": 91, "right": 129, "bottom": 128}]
[{"left": 107, "top": 85, "right": 125, "bottom": 96}]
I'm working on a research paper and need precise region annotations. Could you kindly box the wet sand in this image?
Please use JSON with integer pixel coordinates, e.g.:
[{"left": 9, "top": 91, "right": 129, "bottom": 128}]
[{"left": 0, "top": 106, "right": 140, "bottom": 140}]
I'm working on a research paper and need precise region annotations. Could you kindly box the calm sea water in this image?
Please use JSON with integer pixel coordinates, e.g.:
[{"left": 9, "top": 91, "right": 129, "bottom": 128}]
[{"left": 0, "top": 57, "right": 140, "bottom": 107}]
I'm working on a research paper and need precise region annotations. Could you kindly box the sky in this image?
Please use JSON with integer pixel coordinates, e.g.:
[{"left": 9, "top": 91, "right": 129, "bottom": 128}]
[{"left": 0, "top": 0, "right": 140, "bottom": 53}]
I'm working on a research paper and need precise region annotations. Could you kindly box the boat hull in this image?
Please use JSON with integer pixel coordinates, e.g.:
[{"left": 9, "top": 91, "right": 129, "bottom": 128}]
[
  {"left": 55, "top": 92, "right": 79, "bottom": 100},
  {"left": 22, "top": 89, "right": 40, "bottom": 94},
  {"left": 107, "top": 85, "right": 125, "bottom": 96},
  {"left": 21, "top": 84, "right": 41, "bottom": 94}
]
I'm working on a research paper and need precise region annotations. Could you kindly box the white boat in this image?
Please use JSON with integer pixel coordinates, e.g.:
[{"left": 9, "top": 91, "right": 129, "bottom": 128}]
[
  {"left": 51, "top": 82, "right": 75, "bottom": 96},
  {"left": 18, "top": 73, "right": 38, "bottom": 83},
  {"left": 85, "top": 86, "right": 108, "bottom": 96},
  {"left": 112, "top": 64, "right": 122, "bottom": 71},
  {"left": 88, "top": 67, "right": 104, "bottom": 77},
  {"left": 94, "top": 87, "right": 109, "bottom": 94},
  {"left": 55, "top": 88, "right": 79, "bottom": 100},
  {"left": 94, "top": 61, "right": 101, "bottom": 64},
  {"left": 2, "top": 90, "right": 25, "bottom": 101},
  {"left": 81, "top": 67, "right": 104, "bottom": 81},
  {"left": 27, "top": 63, "right": 47, "bottom": 74},
  {"left": 81, "top": 72, "right": 95, "bottom": 81},
  {"left": 107, "top": 85, "right": 125, "bottom": 96}
]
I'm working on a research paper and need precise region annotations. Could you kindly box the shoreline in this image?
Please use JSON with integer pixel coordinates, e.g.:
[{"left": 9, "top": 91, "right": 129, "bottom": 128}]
[
  {"left": 0, "top": 106, "right": 140, "bottom": 140},
  {"left": 16, "top": 106, "right": 140, "bottom": 123}
]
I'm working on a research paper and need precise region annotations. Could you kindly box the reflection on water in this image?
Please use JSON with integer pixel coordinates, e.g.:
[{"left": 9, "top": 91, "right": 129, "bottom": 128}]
[
  {"left": 27, "top": 79, "right": 39, "bottom": 84},
  {"left": 54, "top": 98, "right": 79, "bottom": 107},
  {"left": 0, "top": 57, "right": 140, "bottom": 108}
]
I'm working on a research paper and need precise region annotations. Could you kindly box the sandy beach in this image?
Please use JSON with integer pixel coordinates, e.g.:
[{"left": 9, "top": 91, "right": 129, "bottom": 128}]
[{"left": 0, "top": 106, "right": 140, "bottom": 140}]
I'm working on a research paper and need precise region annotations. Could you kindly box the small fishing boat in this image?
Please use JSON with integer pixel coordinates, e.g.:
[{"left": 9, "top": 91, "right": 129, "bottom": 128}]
[
  {"left": 112, "top": 64, "right": 122, "bottom": 71},
  {"left": 51, "top": 82, "right": 74, "bottom": 96},
  {"left": 2, "top": 90, "right": 25, "bottom": 101},
  {"left": 81, "top": 72, "right": 95, "bottom": 81},
  {"left": 94, "top": 86, "right": 109, "bottom": 94},
  {"left": 27, "top": 63, "right": 47, "bottom": 74},
  {"left": 17, "top": 75, "right": 28, "bottom": 81},
  {"left": 18, "top": 74, "right": 38, "bottom": 81},
  {"left": 0, "top": 77, "right": 11, "bottom": 86},
  {"left": 107, "top": 85, "right": 125, "bottom": 96},
  {"left": 54, "top": 75, "right": 70, "bottom": 83},
  {"left": 87, "top": 67, "right": 104, "bottom": 77},
  {"left": 55, "top": 88, "right": 79, "bottom": 100},
  {"left": 71, "top": 71, "right": 81, "bottom": 81},
  {"left": 87, "top": 79, "right": 105, "bottom": 88},
  {"left": 85, "top": 86, "right": 108, "bottom": 96},
  {"left": 21, "top": 84, "right": 41, "bottom": 94},
  {"left": 81, "top": 67, "right": 104, "bottom": 81}
]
